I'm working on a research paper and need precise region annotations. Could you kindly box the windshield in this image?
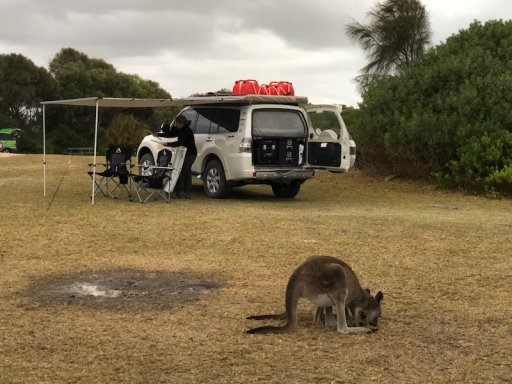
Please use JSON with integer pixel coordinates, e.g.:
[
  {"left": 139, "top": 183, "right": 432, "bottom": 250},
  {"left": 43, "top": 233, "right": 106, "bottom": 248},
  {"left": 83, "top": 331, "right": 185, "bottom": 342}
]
[{"left": 252, "top": 109, "right": 306, "bottom": 138}]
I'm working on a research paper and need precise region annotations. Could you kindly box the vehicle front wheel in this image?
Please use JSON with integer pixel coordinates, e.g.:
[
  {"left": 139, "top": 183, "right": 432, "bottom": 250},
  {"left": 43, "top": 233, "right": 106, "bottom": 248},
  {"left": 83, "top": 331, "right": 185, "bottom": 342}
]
[
  {"left": 271, "top": 181, "right": 301, "bottom": 198},
  {"left": 139, "top": 153, "right": 155, "bottom": 176},
  {"left": 203, "top": 160, "right": 231, "bottom": 199}
]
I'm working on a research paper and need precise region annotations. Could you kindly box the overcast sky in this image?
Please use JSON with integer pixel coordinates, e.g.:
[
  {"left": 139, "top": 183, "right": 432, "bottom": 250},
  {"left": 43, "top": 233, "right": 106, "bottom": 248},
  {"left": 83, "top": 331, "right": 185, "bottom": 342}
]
[{"left": 1, "top": 0, "right": 511, "bottom": 105}]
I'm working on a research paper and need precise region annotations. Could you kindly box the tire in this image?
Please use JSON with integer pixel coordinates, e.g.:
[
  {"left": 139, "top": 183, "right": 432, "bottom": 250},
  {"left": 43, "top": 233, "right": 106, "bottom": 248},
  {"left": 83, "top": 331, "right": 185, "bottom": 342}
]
[
  {"left": 203, "top": 160, "right": 231, "bottom": 199},
  {"left": 271, "top": 181, "right": 301, "bottom": 198},
  {"left": 139, "top": 153, "right": 155, "bottom": 176}
]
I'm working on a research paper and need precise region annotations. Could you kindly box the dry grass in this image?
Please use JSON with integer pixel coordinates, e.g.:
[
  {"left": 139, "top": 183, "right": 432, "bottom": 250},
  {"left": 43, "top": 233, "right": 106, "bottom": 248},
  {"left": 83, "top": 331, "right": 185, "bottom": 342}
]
[{"left": 0, "top": 154, "right": 511, "bottom": 384}]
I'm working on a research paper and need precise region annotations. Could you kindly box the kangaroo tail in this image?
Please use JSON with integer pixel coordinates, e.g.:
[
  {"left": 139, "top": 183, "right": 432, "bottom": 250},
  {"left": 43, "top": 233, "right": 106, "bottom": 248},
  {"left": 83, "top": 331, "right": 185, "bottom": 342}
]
[
  {"left": 246, "top": 324, "right": 291, "bottom": 334},
  {"left": 246, "top": 312, "right": 287, "bottom": 321}
]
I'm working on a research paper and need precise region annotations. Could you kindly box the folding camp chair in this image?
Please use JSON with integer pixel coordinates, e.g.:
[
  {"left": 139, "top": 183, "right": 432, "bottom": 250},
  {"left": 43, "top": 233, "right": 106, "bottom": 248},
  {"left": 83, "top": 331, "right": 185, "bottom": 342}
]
[
  {"left": 130, "top": 147, "right": 187, "bottom": 203},
  {"left": 88, "top": 146, "right": 132, "bottom": 199}
]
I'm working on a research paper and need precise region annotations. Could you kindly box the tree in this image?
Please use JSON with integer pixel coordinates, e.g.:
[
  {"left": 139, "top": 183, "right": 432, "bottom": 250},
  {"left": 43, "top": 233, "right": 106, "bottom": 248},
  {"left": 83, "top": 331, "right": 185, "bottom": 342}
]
[
  {"left": 346, "top": 0, "right": 431, "bottom": 90},
  {"left": 0, "top": 53, "right": 59, "bottom": 125},
  {"left": 352, "top": 20, "right": 512, "bottom": 196},
  {"left": 46, "top": 48, "right": 172, "bottom": 153},
  {"left": 104, "top": 114, "right": 151, "bottom": 148}
]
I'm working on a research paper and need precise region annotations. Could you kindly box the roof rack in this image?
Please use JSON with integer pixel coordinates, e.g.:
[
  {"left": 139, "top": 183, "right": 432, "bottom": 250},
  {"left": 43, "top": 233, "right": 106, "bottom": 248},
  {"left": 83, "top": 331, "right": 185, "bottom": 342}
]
[{"left": 180, "top": 95, "right": 308, "bottom": 106}]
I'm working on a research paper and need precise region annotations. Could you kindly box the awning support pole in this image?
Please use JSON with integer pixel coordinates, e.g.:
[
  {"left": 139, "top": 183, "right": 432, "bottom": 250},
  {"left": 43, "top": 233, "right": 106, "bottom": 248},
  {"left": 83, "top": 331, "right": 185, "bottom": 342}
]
[
  {"left": 91, "top": 100, "right": 99, "bottom": 205},
  {"left": 43, "top": 105, "right": 46, "bottom": 197}
]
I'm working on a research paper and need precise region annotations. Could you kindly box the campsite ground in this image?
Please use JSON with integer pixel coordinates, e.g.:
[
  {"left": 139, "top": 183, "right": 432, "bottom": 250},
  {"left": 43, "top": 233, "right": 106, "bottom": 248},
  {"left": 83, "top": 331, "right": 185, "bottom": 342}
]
[{"left": 0, "top": 154, "right": 511, "bottom": 383}]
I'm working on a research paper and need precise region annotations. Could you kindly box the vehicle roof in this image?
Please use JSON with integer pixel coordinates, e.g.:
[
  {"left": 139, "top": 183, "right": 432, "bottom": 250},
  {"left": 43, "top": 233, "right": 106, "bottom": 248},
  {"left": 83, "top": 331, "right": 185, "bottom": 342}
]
[{"left": 181, "top": 95, "right": 308, "bottom": 106}]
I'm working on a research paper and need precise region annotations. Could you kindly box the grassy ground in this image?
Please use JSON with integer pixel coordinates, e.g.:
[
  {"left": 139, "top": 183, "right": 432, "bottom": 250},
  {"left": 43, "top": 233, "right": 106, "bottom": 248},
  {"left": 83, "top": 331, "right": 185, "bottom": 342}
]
[{"left": 0, "top": 154, "right": 511, "bottom": 384}]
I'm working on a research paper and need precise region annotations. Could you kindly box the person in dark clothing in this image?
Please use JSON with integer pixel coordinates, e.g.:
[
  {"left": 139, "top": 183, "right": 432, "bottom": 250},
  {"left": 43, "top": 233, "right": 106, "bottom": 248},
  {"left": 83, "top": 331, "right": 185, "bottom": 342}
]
[{"left": 168, "top": 115, "right": 197, "bottom": 199}]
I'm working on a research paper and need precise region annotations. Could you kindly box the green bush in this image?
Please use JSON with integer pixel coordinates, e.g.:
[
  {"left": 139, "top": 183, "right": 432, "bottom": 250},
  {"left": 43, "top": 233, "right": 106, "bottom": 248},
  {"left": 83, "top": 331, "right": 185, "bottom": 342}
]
[
  {"left": 104, "top": 114, "right": 150, "bottom": 149},
  {"left": 353, "top": 20, "right": 512, "bottom": 195}
]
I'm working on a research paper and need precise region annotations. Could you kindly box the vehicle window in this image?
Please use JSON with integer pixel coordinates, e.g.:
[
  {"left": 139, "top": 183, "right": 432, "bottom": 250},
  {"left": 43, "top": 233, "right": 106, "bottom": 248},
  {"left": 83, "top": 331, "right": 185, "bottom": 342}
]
[
  {"left": 252, "top": 110, "right": 306, "bottom": 138},
  {"left": 194, "top": 108, "right": 240, "bottom": 134},
  {"left": 0, "top": 133, "right": 14, "bottom": 140},
  {"left": 216, "top": 109, "right": 240, "bottom": 133},
  {"left": 195, "top": 109, "right": 211, "bottom": 134},
  {"left": 179, "top": 110, "right": 198, "bottom": 132},
  {"left": 308, "top": 110, "right": 341, "bottom": 135}
]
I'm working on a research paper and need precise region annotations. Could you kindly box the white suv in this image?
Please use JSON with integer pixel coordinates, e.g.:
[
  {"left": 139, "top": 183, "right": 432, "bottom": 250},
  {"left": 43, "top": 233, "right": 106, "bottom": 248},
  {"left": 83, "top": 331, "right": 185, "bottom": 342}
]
[{"left": 137, "top": 95, "right": 356, "bottom": 198}]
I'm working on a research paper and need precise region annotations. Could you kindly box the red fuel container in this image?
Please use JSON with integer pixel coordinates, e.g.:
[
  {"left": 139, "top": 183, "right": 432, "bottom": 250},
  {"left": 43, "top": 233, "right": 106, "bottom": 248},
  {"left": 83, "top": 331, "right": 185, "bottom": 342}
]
[
  {"left": 232, "top": 79, "right": 260, "bottom": 95},
  {"left": 268, "top": 82, "right": 282, "bottom": 95},
  {"left": 277, "top": 81, "right": 294, "bottom": 96},
  {"left": 258, "top": 84, "right": 270, "bottom": 95}
]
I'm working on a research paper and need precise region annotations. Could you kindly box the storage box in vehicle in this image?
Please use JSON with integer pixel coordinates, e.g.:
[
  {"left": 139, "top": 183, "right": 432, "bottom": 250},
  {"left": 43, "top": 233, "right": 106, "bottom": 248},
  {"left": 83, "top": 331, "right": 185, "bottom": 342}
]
[
  {"left": 278, "top": 139, "right": 301, "bottom": 166},
  {"left": 254, "top": 139, "right": 279, "bottom": 164},
  {"left": 307, "top": 142, "right": 342, "bottom": 167}
]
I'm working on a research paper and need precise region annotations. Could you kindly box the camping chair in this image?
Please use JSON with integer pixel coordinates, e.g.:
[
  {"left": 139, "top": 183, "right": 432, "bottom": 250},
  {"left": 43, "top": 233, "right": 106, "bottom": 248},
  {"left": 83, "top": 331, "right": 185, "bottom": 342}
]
[
  {"left": 88, "top": 146, "right": 133, "bottom": 199},
  {"left": 130, "top": 147, "right": 187, "bottom": 203}
]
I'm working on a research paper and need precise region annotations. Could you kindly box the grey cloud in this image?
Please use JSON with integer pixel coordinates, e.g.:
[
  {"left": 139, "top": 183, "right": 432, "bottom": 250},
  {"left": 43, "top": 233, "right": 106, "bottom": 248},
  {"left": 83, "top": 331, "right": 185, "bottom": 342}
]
[
  {"left": 0, "top": 0, "right": 368, "bottom": 60},
  {"left": 1, "top": 0, "right": 512, "bottom": 105}
]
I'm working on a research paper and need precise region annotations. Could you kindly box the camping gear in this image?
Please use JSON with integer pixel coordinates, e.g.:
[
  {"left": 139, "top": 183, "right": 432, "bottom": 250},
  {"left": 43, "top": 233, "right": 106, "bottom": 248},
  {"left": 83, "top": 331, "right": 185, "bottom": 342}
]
[
  {"left": 130, "top": 147, "right": 186, "bottom": 203},
  {"left": 232, "top": 79, "right": 260, "bottom": 95},
  {"left": 87, "top": 146, "right": 132, "bottom": 199},
  {"left": 268, "top": 82, "right": 283, "bottom": 95},
  {"left": 277, "top": 81, "right": 295, "bottom": 96},
  {"left": 258, "top": 84, "right": 270, "bottom": 95}
]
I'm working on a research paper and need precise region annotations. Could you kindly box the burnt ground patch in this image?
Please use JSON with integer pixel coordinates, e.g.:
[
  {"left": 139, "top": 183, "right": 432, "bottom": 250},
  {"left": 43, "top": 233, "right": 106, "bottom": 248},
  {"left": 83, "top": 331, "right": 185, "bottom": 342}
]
[{"left": 23, "top": 269, "right": 223, "bottom": 311}]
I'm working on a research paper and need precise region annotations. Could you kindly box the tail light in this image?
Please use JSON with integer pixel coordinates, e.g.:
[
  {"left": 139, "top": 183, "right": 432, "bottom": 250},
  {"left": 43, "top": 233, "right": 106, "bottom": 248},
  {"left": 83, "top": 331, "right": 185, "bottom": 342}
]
[{"left": 239, "top": 137, "right": 252, "bottom": 153}]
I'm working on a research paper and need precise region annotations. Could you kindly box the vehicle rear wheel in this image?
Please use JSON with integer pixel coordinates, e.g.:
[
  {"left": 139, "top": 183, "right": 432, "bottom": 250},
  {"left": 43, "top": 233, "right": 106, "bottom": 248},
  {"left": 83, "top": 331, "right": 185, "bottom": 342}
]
[
  {"left": 271, "top": 181, "right": 301, "bottom": 198},
  {"left": 139, "top": 153, "right": 155, "bottom": 176},
  {"left": 203, "top": 160, "right": 231, "bottom": 199}
]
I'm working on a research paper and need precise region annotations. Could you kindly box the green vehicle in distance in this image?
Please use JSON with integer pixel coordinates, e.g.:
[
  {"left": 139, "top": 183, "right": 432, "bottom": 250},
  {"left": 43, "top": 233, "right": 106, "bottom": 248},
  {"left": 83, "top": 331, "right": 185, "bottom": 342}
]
[{"left": 0, "top": 128, "right": 21, "bottom": 153}]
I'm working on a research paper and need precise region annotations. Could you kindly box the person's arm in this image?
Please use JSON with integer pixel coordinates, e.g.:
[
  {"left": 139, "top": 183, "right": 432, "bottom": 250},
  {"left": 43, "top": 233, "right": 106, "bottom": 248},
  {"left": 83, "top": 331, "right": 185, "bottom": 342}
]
[
  {"left": 167, "top": 127, "right": 179, "bottom": 147},
  {"left": 187, "top": 128, "right": 195, "bottom": 147}
]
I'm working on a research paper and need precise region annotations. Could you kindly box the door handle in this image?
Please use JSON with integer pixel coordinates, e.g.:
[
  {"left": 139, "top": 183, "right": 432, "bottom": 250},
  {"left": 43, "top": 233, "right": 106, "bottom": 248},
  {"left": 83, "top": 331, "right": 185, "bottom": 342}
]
[
  {"left": 227, "top": 135, "right": 235, "bottom": 138},
  {"left": 205, "top": 137, "right": 214, "bottom": 142}
]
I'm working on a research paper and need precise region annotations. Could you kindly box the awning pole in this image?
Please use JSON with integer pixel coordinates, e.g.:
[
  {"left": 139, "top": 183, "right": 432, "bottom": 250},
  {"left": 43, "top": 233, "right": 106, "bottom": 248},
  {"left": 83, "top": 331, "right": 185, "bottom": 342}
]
[
  {"left": 43, "top": 105, "right": 46, "bottom": 197},
  {"left": 91, "top": 100, "right": 99, "bottom": 205}
]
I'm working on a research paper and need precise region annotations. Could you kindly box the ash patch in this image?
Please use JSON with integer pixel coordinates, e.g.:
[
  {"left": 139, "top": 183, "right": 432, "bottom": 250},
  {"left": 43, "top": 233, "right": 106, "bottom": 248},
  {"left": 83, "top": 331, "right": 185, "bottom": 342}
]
[{"left": 24, "top": 269, "right": 222, "bottom": 311}]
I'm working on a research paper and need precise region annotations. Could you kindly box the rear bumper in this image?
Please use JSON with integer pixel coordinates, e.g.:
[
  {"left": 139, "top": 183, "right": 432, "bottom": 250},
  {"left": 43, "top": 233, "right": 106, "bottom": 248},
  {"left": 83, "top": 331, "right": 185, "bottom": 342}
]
[{"left": 253, "top": 168, "right": 314, "bottom": 181}]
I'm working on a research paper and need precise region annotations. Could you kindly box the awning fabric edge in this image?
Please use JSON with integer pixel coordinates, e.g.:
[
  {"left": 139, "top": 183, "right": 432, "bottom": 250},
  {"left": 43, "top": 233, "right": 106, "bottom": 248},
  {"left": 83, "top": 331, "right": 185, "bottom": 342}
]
[{"left": 40, "top": 95, "right": 309, "bottom": 108}]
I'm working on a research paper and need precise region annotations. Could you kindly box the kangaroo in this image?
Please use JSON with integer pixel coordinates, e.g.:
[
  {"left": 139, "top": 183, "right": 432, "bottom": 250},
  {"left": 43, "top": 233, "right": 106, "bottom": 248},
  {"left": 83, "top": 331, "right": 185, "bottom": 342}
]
[
  {"left": 246, "top": 256, "right": 383, "bottom": 334},
  {"left": 310, "top": 288, "right": 384, "bottom": 327}
]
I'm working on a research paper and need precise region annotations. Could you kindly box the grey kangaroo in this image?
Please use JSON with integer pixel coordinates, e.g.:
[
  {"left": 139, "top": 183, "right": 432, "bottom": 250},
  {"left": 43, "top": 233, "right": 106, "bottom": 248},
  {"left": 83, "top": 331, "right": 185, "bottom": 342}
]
[{"left": 246, "top": 256, "right": 384, "bottom": 334}]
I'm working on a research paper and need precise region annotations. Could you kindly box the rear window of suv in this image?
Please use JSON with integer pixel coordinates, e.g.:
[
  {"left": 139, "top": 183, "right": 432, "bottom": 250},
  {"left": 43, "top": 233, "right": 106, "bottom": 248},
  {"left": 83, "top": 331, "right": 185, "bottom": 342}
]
[{"left": 252, "top": 109, "right": 306, "bottom": 138}]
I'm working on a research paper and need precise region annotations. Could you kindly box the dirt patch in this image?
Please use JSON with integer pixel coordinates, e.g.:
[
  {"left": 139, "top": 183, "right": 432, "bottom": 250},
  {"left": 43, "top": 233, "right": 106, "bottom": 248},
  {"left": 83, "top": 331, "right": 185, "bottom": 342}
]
[{"left": 24, "top": 269, "right": 222, "bottom": 311}]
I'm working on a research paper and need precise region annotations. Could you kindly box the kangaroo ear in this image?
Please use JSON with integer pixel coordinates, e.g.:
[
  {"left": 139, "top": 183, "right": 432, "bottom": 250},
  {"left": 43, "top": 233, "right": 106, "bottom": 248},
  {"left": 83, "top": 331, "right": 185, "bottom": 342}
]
[
  {"left": 375, "top": 291, "right": 384, "bottom": 304},
  {"left": 365, "top": 288, "right": 371, "bottom": 294}
]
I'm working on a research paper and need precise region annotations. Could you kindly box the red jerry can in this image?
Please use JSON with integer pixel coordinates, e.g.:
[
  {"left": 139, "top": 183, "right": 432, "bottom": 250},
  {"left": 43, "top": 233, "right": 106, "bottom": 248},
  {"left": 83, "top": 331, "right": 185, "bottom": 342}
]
[
  {"left": 277, "top": 81, "right": 294, "bottom": 96},
  {"left": 258, "top": 84, "right": 270, "bottom": 95},
  {"left": 232, "top": 79, "right": 259, "bottom": 95},
  {"left": 232, "top": 80, "right": 243, "bottom": 94},
  {"left": 268, "top": 82, "right": 283, "bottom": 95}
]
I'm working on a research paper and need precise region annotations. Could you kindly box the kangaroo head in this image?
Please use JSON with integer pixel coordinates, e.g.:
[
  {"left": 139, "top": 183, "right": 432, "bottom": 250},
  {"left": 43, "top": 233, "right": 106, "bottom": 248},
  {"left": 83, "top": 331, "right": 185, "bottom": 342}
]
[{"left": 349, "top": 289, "right": 384, "bottom": 327}]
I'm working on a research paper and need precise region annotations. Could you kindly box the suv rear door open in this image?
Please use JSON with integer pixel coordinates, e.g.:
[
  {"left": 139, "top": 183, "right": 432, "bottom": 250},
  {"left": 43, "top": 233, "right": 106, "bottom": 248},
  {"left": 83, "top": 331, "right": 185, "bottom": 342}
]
[{"left": 305, "top": 105, "right": 355, "bottom": 172}]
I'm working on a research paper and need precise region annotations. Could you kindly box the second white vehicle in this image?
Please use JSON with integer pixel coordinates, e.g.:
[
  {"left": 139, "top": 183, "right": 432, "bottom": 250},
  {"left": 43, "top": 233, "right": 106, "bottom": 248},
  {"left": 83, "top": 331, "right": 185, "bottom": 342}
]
[{"left": 137, "top": 95, "right": 356, "bottom": 199}]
